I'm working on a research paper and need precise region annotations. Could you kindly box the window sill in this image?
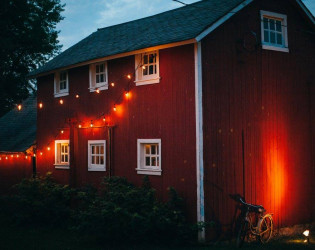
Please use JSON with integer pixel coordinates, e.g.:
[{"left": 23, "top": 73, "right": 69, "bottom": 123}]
[
  {"left": 135, "top": 77, "right": 160, "bottom": 86},
  {"left": 54, "top": 164, "right": 70, "bottom": 169},
  {"left": 135, "top": 168, "right": 162, "bottom": 176},
  {"left": 262, "top": 44, "right": 289, "bottom": 53},
  {"left": 89, "top": 85, "right": 108, "bottom": 92},
  {"left": 54, "top": 92, "right": 69, "bottom": 98},
  {"left": 88, "top": 167, "right": 106, "bottom": 172}
]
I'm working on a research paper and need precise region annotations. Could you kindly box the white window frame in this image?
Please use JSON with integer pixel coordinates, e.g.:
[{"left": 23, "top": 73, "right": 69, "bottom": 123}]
[
  {"left": 135, "top": 51, "right": 160, "bottom": 86},
  {"left": 54, "top": 71, "right": 69, "bottom": 97},
  {"left": 88, "top": 140, "right": 106, "bottom": 171},
  {"left": 136, "top": 139, "right": 162, "bottom": 176},
  {"left": 260, "top": 10, "right": 289, "bottom": 53},
  {"left": 89, "top": 62, "right": 108, "bottom": 92},
  {"left": 54, "top": 140, "right": 70, "bottom": 169}
]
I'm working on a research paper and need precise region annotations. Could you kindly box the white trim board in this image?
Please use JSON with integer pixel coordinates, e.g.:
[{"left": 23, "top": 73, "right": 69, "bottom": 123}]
[{"left": 194, "top": 42, "right": 205, "bottom": 241}]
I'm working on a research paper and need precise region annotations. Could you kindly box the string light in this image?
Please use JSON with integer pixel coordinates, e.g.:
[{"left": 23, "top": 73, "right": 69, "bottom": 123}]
[
  {"left": 59, "top": 99, "right": 64, "bottom": 105},
  {"left": 113, "top": 105, "right": 117, "bottom": 112},
  {"left": 33, "top": 154, "right": 36, "bottom": 157},
  {"left": 96, "top": 88, "right": 100, "bottom": 94},
  {"left": 127, "top": 74, "right": 131, "bottom": 79},
  {"left": 25, "top": 156, "right": 28, "bottom": 159},
  {"left": 17, "top": 104, "right": 22, "bottom": 111},
  {"left": 103, "top": 117, "right": 106, "bottom": 122},
  {"left": 39, "top": 102, "right": 43, "bottom": 109},
  {"left": 125, "top": 91, "right": 130, "bottom": 98},
  {"left": 76, "top": 94, "right": 80, "bottom": 98},
  {"left": 6, "top": 156, "right": 8, "bottom": 160},
  {"left": 16, "top": 155, "right": 19, "bottom": 158},
  {"left": 47, "top": 147, "right": 51, "bottom": 151},
  {"left": 142, "top": 65, "right": 146, "bottom": 69},
  {"left": 40, "top": 152, "right": 43, "bottom": 156},
  {"left": 90, "top": 121, "right": 94, "bottom": 127},
  {"left": 0, "top": 157, "right": 1, "bottom": 160},
  {"left": 11, "top": 155, "right": 13, "bottom": 158},
  {"left": 78, "top": 123, "right": 82, "bottom": 128},
  {"left": 111, "top": 82, "right": 115, "bottom": 87},
  {"left": 61, "top": 130, "right": 64, "bottom": 134}
]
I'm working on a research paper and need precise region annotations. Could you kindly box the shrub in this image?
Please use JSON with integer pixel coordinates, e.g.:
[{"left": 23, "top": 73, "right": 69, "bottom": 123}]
[
  {"left": 0, "top": 172, "right": 74, "bottom": 227},
  {"left": 74, "top": 176, "right": 198, "bottom": 245}
]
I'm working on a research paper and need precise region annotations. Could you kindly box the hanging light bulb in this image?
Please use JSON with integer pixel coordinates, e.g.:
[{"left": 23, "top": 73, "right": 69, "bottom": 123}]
[
  {"left": 96, "top": 88, "right": 100, "bottom": 94},
  {"left": 103, "top": 117, "right": 106, "bottom": 122},
  {"left": 127, "top": 74, "right": 131, "bottom": 79},
  {"left": 113, "top": 105, "right": 117, "bottom": 112},
  {"left": 47, "top": 147, "right": 51, "bottom": 151},
  {"left": 25, "top": 156, "right": 28, "bottom": 159},
  {"left": 142, "top": 65, "right": 146, "bottom": 69},
  {"left": 33, "top": 154, "right": 36, "bottom": 157},
  {"left": 16, "top": 155, "right": 19, "bottom": 158},
  {"left": 76, "top": 94, "right": 80, "bottom": 98},
  {"left": 90, "top": 121, "right": 94, "bottom": 127},
  {"left": 61, "top": 130, "right": 64, "bottom": 134},
  {"left": 39, "top": 102, "right": 43, "bottom": 109},
  {"left": 40, "top": 152, "right": 43, "bottom": 156},
  {"left": 59, "top": 99, "right": 64, "bottom": 104},
  {"left": 11, "top": 155, "right": 13, "bottom": 158},
  {"left": 125, "top": 91, "right": 130, "bottom": 98},
  {"left": 0, "top": 157, "right": 2, "bottom": 160},
  {"left": 17, "top": 104, "right": 22, "bottom": 111},
  {"left": 111, "top": 82, "right": 115, "bottom": 87},
  {"left": 5, "top": 156, "right": 8, "bottom": 160}
]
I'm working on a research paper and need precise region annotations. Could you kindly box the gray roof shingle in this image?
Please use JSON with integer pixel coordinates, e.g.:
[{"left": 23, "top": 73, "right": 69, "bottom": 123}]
[
  {"left": 30, "top": 0, "right": 245, "bottom": 77},
  {"left": 0, "top": 96, "right": 36, "bottom": 152}
]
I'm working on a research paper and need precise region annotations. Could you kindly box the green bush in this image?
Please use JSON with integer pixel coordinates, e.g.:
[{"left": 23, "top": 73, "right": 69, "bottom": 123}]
[
  {"left": 73, "top": 176, "right": 198, "bottom": 245},
  {"left": 0, "top": 172, "right": 74, "bottom": 227}
]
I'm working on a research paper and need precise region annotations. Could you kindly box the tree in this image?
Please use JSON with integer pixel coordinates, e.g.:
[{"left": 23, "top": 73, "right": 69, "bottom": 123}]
[{"left": 0, "top": 0, "right": 64, "bottom": 116}]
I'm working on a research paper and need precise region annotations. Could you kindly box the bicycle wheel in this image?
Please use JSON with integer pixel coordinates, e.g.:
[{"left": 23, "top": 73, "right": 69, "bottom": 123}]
[
  {"left": 236, "top": 220, "right": 248, "bottom": 248},
  {"left": 258, "top": 214, "right": 273, "bottom": 243}
]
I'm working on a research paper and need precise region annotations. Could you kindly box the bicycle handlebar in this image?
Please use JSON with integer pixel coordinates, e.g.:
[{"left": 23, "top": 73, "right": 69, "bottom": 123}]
[{"left": 229, "top": 194, "right": 265, "bottom": 213}]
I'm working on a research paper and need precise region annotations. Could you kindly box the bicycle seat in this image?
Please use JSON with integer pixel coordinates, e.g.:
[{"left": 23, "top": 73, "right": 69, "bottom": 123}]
[{"left": 229, "top": 194, "right": 265, "bottom": 213}]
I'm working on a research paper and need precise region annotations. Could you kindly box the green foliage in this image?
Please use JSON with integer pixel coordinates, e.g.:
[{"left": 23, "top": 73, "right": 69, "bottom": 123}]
[
  {"left": 0, "top": 173, "right": 74, "bottom": 227},
  {"left": 0, "top": 0, "right": 65, "bottom": 116},
  {"left": 0, "top": 174, "right": 199, "bottom": 245}
]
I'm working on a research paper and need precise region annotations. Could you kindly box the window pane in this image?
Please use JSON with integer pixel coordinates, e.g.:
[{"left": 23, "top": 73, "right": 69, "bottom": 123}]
[
  {"left": 92, "top": 146, "right": 95, "bottom": 154},
  {"left": 154, "top": 65, "right": 156, "bottom": 74},
  {"left": 65, "top": 155, "right": 68, "bottom": 163},
  {"left": 100, "top": 145, "right": 104, "bottom": 154},
  {"left": 264, "top": 31, "right": 269, "bottom": 43},
  {"left": 96, "top": 146, "right": 99, "bottom": 154},
  {"left": 143, "top": 55, "right": 148, "bottom": 64},
  {"left": 100, "top": 74, "right": 104, "bottom": 83},
  {"left": 157, "top": 157, "right": 159, "bottom": 166},
  {"left": 149, "top": 65, "right": 153, "bottom": 75},
  {"left": 100, "top": 64, "right": 104, "bottom": 72},
  {"left": 92, "top": 156, "right": 95, "bottom": 164},
  {"left": 100, "top": 156, "right": 104, "bottom": 165},
  {"left": 96, "top": 156, "right": 99, "bottom": 165},
  {"left": 276, "top": 33, "right": 282, "bottom": 45},
  {"left": 270, "top": 31, "right": 276, "bottom": 43},
  {"left": 96, "top": 75, "right": 99, "bottom": 83},
  {"left": 143, "top": 67, "right": 148, "bottom": 76},
  {"left": 263, "top": 17, "right": 268, "bottom": 29},
  {"left": 149, "top": 54, "right": 154, "bottom": 63},
  {"left": 65, "top": 145, "right": 68, "bottom": 153},
  {"left": 151, "top": 157, "right": 156, "bottom": 166},
  {"left": 145, "top": 157, "right": 150, "bottom": 166},
  {"left": 276, "top": 20, "right": 281, "bottom": 32},
  {"left": 96, "top": 65, "right": 99, "bottom": 73},
  {"left": 145, "top": 145, "right": 150, "bottom": 154},
  {"left": 269, "top": 19, "right": 275, "bottom": 30},
  {"left": 151, "top": 145, "right": 156, "bottom": 154},
  {"left": 62, "top": 155, "right": 65, "bottom": 162}
]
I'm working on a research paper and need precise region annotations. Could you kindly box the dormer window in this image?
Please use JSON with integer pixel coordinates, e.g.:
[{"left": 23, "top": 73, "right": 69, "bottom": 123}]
[
  {"left": 260, "top": 10, "right": 288, "bottom": 52},
  {"left": 135, "top": 51, "right": 160, "bottom": 86},
  {"left": 89, "top": 62, "right": 108, "bottom": 92},
  {"left": 54, "top": 71, "right": 69, "bottom": 97}
]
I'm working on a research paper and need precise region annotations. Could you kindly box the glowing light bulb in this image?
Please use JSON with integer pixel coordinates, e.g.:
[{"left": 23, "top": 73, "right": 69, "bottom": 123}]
[
  {"left": 76, "top": 94, "right": 79, "bottom": 98},
  {"left": 142, "top": 65, "right": 146, "bottom": 69},
  {"left": 6, "top": 156, "right": 8, "bottom": 160},
  {"left": 11, "top": 155, "right": 13, "bottom": 158},
  {"left": 33, "top": 154, "right": 36, "bottom": 157},
  {"left": 127, "top": 74, "right": 131, "bottom": 79},
  {"left": 303, "top": 230, "right": 310, "bottom": 237},
  {"left": 40, "top": 152, "right": 43, "bottom": 156},
  {"left": 59, "top": 99, "right": 64, "bottom": 104},
  {"left": 0, "top": 157, "right": 1, "bottom": 160},
  {"left": 111, "top": 82, "right": 115, "bottom": 87},
  {"left": 96, "top": 88, "right": 100, "bottom": 94},
  {"left": 103, "top": 117, "right": 106, "bottom": 122},
  {"left": 90, "top": 121, "right": 93, "bottom": 127},
  {"left": 16, "top": 155, "right": 19, "bottom": 158},
  {"left": 25, "top": 156, "right": 28, "bottom": 159},
  {"left": 78, "top": 124, "right": 82, "bottom": 128},
  {"left": 39, "top": 103, "right": 43, "bottom": 109},
  {"left": 47, "top": 147, "right": 51, "bottom": 151},
  {"left": 61, "top": 130, "right": 64, "bottom": 134},
  {"left": 113, "top": 105, "right": 117, "bottom": 112},
  {"left": 17, "top": 104, "right": 22, "bottom": 111}
]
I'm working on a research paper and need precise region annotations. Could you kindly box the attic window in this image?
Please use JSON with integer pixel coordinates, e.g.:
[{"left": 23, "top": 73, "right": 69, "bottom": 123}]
[
  {"left": 260, "top": 10, "right": 288, "bottom": 52},
  {"left": 89, "top": 62, "right": 108, "bottom": 92},
  {"left": 54, "top": 140, "right": 70, "bottom": 169},
  {"left": 135, "top": 51, "right": 160, "bottom": 86},
  {"left": 54, "top": 71, "right": 69, "bottom": 97}
]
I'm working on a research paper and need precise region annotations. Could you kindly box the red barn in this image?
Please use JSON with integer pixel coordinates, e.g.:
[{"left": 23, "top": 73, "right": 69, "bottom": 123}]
[{"left": 29, "top": 0, "right": 315, "bottom": 239}]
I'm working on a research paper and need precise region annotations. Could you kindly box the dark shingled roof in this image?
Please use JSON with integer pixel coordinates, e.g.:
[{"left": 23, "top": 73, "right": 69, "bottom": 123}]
[
  {"left": 30, "top": 0, "right": 245, "bottom": 76},
  {"left": 0, "top": 96, "right": 36, "bottom": 152}
]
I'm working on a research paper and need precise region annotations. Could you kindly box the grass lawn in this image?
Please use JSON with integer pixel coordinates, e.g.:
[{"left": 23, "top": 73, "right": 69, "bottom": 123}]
[{"left": 0, "top": 218, "right": 314, "bottom": 250}]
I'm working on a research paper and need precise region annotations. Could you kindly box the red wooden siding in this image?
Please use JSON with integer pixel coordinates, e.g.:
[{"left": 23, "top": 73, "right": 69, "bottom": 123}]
[
  {"left": 202, "top": 0, "right": 315, "bottom": 229},
  {"left": 37, "top": 44, "right": 197, "bottom": 220},
  {"left": 0, "top": 154, "right": 33, "bottom": 193}
]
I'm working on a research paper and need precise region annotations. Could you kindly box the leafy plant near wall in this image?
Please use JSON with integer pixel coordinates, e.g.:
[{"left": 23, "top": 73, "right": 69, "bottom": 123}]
[{"left": 0, "top": 175, "right": 200, "bottom": 246}]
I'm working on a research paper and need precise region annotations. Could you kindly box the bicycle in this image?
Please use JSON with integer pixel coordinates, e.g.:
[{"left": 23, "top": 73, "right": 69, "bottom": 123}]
[{"left": 230, "top": 194, "right": 274, "bottom": 248}]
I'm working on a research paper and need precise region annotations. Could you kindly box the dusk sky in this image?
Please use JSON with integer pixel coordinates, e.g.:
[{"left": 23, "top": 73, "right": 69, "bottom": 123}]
[{"left": 56, "top": 0, "right": 315, "bottom": 51}]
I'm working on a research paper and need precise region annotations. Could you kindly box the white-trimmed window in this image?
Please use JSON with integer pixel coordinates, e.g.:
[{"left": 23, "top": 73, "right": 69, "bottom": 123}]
[
  {"left": 135, "top": 51, "right": 160, "bottom": 86},
  {"left": 136, "top": 139, "right": 161, "bottom": 175},
  {"left": 89, "top": 62, "right": 108, "bottom": 92},
  {"left": 260, "top": 10, "right": 288, "bottom": 52},
  {"left": 54, "top": 71, "right": 69, "bottom": 97},
  {"left": 54, "top": 140, "right": 70, "bottom": 169},
  {"left": 88, "top": 140, "right": 106, "bottom": 171}
]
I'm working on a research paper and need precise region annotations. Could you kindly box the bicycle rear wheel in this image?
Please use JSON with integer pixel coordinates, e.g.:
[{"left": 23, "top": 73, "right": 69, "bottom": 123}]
[
  {"left": 258, "top": 214, "right": 273, "bottom": 243},
  {"left": 236, "top": 220, "right": 248, "bottom": 248}
]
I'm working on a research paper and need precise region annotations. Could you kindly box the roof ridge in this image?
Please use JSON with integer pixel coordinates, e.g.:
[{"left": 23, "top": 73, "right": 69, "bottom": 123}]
[{"left": 96, "top": 0, "right": 204, "bottom": 31}]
